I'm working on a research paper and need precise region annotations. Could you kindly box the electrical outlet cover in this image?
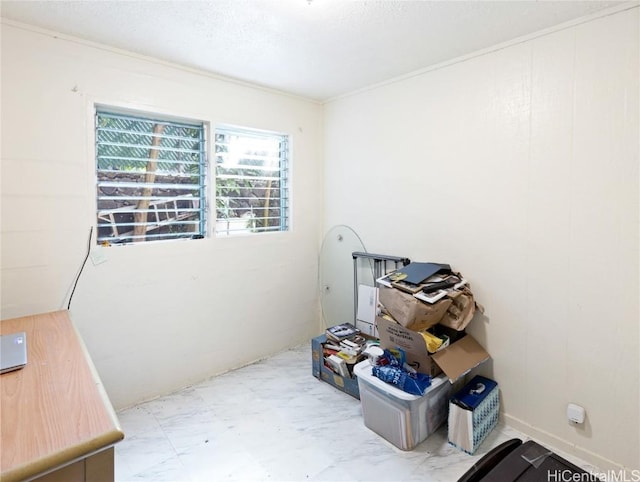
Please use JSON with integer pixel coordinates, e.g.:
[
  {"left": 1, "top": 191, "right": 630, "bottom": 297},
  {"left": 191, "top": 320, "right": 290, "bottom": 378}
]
[{"left": 90, "top": 250, "right": 108, "bottom": 266}]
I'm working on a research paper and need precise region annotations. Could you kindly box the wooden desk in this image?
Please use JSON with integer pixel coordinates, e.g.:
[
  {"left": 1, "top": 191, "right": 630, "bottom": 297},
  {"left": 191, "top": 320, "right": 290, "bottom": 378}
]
[{"left": 1, "top": 310, "right": 124, "bottom": 482}]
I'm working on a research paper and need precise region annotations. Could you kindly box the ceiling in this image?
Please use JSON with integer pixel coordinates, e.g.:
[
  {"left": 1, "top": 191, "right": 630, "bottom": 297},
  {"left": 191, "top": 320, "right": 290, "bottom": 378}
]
[{"left": 0, "top": 0, "right": 631, "bottom": 101}]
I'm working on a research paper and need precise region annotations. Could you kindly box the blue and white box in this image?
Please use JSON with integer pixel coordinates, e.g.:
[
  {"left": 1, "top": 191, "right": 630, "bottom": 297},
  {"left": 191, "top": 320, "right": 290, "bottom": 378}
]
[{"left": 448, "top": 375, "right": 499, "bottom": 454}]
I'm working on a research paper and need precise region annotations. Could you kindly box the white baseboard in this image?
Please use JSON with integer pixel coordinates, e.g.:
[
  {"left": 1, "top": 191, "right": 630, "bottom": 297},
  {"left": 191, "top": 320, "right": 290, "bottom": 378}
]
[{"left": 502, "top": 413, "right": 627, "bottom": 473}]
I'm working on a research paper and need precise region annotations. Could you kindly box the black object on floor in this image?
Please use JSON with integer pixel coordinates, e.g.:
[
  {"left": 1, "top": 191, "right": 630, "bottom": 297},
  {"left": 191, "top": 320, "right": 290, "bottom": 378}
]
[
  {"left": 457, "top": 439, "right": 603, "bottom": 482},
  {"left": 457, "top": 439, "right": 523, "bottom": 482}
]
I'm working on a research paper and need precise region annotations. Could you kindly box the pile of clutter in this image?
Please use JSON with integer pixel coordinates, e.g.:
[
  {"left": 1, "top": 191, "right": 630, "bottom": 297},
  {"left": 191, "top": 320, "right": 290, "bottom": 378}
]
[
  {"left": 322, "top": 322, "right": 433, "bottom": 396},
  {"left": 321, "top": 323, "right": 370, "bottom": 378},
  {"left": 374, "top": 261, "right": 489, "bottom": 387},
  {"left": 316, "top": 260, "right": 499, "bottom": 454},
  {"left": 377, "top": 261, "right": 482, "bottom": 335},
  {"left": 316, "top": 260, "right": 491, "bottom": 399}
]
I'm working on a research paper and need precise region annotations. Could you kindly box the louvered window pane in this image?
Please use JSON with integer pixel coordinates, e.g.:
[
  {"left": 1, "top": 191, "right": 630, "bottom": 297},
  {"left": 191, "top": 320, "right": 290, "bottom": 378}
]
[
  {"left": 96, "top": 110, "right": 206, "bottom": 244},
  {"left": 214, "top": 126, "right": 289, "bottom": 236}
]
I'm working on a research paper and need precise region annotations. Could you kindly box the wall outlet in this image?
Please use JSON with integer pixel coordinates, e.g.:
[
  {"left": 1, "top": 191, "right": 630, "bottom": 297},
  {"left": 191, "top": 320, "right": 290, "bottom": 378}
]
[
  {"left": 567, "top": 403, "right": 585, "bottom": 424},
  {"left": 90, "top": 249, "right": 108, "bottom": 266}
]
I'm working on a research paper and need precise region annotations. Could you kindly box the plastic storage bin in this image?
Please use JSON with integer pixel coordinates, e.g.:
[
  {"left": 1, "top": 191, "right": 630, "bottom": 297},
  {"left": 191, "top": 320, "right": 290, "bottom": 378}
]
[{"left": 353, "top": 360, "right": 451, "bottom": 450}]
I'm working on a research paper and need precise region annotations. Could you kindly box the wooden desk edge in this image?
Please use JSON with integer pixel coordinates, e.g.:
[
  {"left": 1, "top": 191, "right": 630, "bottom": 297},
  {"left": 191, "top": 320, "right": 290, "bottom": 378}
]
[
  {"left": 1, "top": 310, "right": 125, "bottom": 481},
  {"left": 1, "top": 430, "right": 125, "bottom": 482},
  {"left": 69, "top": 311, "right": 124, "bottom": 441}
]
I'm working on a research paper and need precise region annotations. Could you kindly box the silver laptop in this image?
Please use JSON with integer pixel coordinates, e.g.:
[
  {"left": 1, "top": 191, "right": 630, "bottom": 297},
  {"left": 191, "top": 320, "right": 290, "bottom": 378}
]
[{"left": 0, "top": 332, "right": 27, "bottom": 374}]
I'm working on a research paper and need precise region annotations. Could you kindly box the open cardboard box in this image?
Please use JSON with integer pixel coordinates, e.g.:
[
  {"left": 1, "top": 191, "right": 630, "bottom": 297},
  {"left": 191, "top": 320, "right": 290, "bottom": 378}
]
[
  {"left": 311, "top": 334, "right": 361, "bottom": 399},
  {"left": 376, "top": 316, "right": 490, "bottom": 383},
  {"left": 378, "top": 286, "right": 452, "bottom": 331}
]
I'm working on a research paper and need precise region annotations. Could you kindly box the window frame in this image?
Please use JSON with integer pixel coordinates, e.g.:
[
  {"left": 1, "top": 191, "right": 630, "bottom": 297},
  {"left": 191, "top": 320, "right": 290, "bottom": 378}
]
[
  {"left": 94, "top": 106, "right": 208, "bottom": 246},
  {"left": 213, "top": 124, "right": 290, "bottom": 237}
]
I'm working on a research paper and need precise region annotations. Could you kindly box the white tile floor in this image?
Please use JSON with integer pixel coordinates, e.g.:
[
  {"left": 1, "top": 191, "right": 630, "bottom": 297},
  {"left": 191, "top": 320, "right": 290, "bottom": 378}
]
[{"left": 115, "top": 344, "right": 596, "bottom": 482}]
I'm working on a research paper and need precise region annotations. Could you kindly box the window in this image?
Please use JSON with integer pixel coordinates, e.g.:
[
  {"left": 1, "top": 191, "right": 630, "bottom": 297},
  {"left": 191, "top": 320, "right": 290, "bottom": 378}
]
[
  {"left": 95, "top": 109, "right": 206, "bottom": 244},
  {"left": 214, "top": 126, "right": 289, "bottom": 236}
]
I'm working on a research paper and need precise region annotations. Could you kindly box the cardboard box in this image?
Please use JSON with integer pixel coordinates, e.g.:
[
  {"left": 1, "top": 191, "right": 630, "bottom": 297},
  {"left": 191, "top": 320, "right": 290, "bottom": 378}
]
[
  {"left": 378, "top": 286, "right": 451, "bottom": 331},
  {"left": 356, "top": 284, "right": 378, "bottom": 337},
  {"left": 376, "top": 316, "right": 490, "bottom": 382},
  {"left": 438, "top": 286, "right": 482, "bottom": 331},
  {"left": 311, "top": 334, "right": 360, "bottom": 399}
]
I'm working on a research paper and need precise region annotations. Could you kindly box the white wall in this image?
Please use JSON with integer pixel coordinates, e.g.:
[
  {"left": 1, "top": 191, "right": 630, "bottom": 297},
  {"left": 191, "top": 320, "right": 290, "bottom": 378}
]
[
  {"left": 2, "top": 6, "right": 638, "bottom": 471},
  {"left": 324, "top": 7, "right": 639, "bottom": 471},
  {"left": 0, "top": 21, "right": 324, "bottom": 409}
]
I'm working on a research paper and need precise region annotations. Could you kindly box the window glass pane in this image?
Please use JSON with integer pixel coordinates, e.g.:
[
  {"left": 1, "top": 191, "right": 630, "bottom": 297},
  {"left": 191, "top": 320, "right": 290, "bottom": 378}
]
[
  {"left": 95, "top": 110, "right": 206, "bottom": 244},
  {"left": 214, "top": 126, "right": 289, "bottom": 236}
]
